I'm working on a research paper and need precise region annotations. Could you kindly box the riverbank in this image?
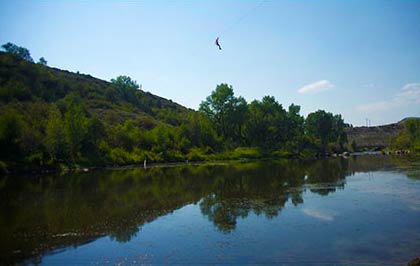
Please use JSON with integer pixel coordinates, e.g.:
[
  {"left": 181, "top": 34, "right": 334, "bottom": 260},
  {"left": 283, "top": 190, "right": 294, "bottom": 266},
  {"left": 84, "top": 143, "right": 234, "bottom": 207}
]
[{"left": 1, "top": 148, "right": 417, "bottom": 177}]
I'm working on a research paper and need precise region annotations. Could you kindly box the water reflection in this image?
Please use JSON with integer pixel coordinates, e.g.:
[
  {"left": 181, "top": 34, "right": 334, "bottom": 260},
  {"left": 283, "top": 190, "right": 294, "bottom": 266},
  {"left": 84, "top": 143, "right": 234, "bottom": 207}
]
[{"left": 0, "top": 155, "right": 417, "bottom": 265}]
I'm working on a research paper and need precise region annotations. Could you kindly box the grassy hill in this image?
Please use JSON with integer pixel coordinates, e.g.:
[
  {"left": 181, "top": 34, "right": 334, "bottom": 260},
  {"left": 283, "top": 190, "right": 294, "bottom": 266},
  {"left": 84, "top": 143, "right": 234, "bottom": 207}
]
[
  {"left": 0, "top": 51, "right": 192, "bottom": 127},
  {"left": 0, "top": 51, "right": 219, "bottom": 172}
]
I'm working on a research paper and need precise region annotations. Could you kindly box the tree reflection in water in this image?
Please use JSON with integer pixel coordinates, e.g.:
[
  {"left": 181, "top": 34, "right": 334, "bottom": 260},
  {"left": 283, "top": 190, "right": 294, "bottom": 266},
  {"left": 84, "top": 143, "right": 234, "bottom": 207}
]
[
  {"left": 199, "top": 159, "right": 348, "bottom": 233},
  {"left": 0, "top": 155, "right": 414, "bottom": 265}
]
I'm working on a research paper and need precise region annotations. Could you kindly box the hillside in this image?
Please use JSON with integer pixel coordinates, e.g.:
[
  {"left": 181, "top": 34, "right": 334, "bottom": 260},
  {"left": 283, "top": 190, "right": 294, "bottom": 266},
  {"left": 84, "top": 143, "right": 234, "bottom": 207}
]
[
  {"left": 5, "top": 47, "right": 414, "bottom": 174},
  {"left": 0, "top": 51, "right": 192, "bottom": 127},
  {"left": 0, "top": 51, "right": 212, "bottom": 172},
  {"left": 345, "top": 121, "right": 413, "bottom": 150}
]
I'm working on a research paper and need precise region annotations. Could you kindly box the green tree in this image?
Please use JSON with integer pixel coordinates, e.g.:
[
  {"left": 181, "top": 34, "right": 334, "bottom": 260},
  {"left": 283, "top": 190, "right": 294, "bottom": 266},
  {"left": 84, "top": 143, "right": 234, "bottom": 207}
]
[
  {"left": 186, "top": 112, "right": 218, "bottom": 149},
  {"left": 244, "top": 96, "right": 287, "bottom": 150},
  {"left": 37, "top": 57, "right": 47, "bottom": 66},
  {"left": 45, "top": 104, "right": 66, "bottom": 162},
  {"left": 110, "top": 75, "right": 139, "bottom": 104},
  {"left": 228, "top": 96, "right": 248, "bottom": 144},
  {"left": 199, "top": 84, "right": 246, "bottom": 143},
  {"left": 1, "top": 42, "right": 34, "bottom": 62},
  {"left": 64, "top": 101, "right": 87, "bottom": 162},
  {"left": 111, "top": 119, "right": 141, "bottom": 152},
  {"left": 393, "top": 119, "right": 420, "bottom": 153},
  {"left": 111, "top": 75, "right": 139, "bottom": 90},
  {"left": 305, "top": 110, "right": 346, "bottom": 153},
  {"left": 0, "top": 108, "right": 23, "bottom": 159},
  {"left": 285, "top": 104, "right": 304, "bottom": 153},
  {"left": 23, "top": 102, "right": 51, "bottom": 154}
]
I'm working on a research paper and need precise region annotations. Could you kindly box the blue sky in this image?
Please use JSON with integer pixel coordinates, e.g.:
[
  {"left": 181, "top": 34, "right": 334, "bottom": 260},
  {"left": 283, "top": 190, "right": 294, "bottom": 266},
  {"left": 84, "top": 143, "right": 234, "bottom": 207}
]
[{"left": 1, "top": 0, "right": 419, "bottom": 126}]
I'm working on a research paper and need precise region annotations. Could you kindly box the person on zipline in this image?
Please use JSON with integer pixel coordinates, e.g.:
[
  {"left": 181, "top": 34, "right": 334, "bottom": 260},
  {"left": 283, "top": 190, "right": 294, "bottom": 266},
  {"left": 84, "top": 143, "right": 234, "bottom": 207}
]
[{"left": 215, "top": 37, "right": 222, "bottom": 50}]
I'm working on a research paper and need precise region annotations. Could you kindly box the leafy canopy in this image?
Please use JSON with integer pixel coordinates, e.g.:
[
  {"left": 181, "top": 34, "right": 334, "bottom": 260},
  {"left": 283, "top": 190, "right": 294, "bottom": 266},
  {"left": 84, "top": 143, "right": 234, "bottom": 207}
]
[{"left": 1, "top": 42, "right": 34, "bottom": 62}]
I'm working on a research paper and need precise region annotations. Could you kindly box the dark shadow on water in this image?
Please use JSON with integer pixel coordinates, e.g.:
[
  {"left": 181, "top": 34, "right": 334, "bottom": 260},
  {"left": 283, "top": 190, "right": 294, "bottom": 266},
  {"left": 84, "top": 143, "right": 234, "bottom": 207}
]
[{"left": 0, "top": 155, "right": 417, "bottom": 265}]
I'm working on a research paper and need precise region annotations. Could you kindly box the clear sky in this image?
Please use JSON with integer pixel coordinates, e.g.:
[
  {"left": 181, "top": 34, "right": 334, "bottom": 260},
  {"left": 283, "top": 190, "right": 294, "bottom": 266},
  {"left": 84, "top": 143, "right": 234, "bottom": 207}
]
[{"left": 1, "top": 0, "right": 419, "bottom": 126}]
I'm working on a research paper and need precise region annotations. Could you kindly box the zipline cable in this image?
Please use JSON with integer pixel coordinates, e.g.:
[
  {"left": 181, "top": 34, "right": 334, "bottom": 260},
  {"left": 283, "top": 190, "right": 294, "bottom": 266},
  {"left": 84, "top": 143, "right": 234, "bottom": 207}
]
[{"left": 218, "top": 0, "right": 267, "bottom": 39}]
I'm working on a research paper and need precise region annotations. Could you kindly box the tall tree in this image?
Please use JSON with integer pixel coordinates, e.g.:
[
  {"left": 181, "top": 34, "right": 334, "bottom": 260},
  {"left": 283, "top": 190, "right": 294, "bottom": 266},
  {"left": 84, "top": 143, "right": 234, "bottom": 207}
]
[
  {"left": 199, "top": 84, "right": 246, "bottom": 142},
  {"left": 285, "top": 104, "right": 304, "bottom": 153},
  {"left": 244, "top": 96, "right": 287, "bottom": 150},
  {"left": 305, "top": 110, "right": 345, "bottom": 153}
]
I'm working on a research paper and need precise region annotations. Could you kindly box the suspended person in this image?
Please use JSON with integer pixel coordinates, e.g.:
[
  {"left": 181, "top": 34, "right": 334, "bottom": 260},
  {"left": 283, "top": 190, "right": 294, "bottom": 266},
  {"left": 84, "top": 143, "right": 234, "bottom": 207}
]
[{"left": 215, "top": 37, "right": 222, "bottom": 50}]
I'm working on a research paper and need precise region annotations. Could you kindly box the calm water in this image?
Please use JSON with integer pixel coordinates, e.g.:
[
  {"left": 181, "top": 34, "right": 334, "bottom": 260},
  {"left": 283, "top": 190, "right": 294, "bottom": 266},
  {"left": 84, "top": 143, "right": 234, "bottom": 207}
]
[{"left": 1, "top": 156, "right": 420, "bottom": 265}]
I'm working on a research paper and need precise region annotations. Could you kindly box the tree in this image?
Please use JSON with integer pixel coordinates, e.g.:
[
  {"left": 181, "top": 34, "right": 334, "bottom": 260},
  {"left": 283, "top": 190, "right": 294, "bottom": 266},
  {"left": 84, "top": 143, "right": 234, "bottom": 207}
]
[
  {"left": 45, "top": 104, "right": 66, "bottom": 162},
  {"left": 199, "top": 84, "right": 246, "bottom": 142},
  {"left": 0, "top": 108, "right": 23, "bottom": 159},
  {"left": 38, "top": 57, "right": 47, "bottom": 66},
  {"left": 305, "top": 110, "right": 346, "bottom": 153},
  {"left": 1, "top": 42, "right": 34, "bottom": 62},
  {"left": 244, "top": 96, "right": 287, "bottom": 150},
  {"left": 200, "top": 84, "right": 234, "bottom": 138},
  {"left": 186, "top": 112, "right": 218, "bottom": 149},
  {"left": 64, "top": 99, "right": 87, "bottom": 162},
  {"left": 228, "top": 96, "right": 248, "bottom": 144},
  {"left": 111, "top": 75, "right": 139, "bottom": 90},
  {"left": 110, "top": 75, "right": 140, "bottom": 104},
  {"left": 393, "top": 119, "right": 420, "bottom": 153},
  {"left": 285, "top": 104, "right": 304, "bottom": 153}
]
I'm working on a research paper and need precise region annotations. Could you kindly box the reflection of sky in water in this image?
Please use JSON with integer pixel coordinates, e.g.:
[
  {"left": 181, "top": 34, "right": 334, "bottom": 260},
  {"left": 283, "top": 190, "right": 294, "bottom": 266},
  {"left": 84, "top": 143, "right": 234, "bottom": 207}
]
[
  {"left": 35, "top": 168, "right": 420, "bottom": 266},
  {"left": 302, "top": 207, "right": 336, "bottom": 221}
]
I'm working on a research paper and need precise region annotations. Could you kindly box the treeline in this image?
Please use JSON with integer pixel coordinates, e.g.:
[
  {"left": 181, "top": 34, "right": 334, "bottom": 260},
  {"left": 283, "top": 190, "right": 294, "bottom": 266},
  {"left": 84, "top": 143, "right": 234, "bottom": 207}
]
[
  {"left": 199, "top": 84, "right": 347, "bottom": 155},
  {"left": 0, "top": 43, "right": 348, "bottom": 173}
]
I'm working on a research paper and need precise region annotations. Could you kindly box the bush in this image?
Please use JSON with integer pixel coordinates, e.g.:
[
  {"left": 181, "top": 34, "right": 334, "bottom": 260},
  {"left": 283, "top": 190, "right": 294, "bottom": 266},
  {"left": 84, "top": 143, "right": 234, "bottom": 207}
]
[
  {"left": 109, "top": 148, "right": 131, "bottom": 165},
  {"left": 271, "top": 150, "right": 290, "bottom": 158},
  {"left": 230, "top": 147, "right": 262, "bottom": 159},
  {"left": 162, "top": 150, "right": 185, "bottom": 162},
  {"left": 187, "top": 147, "right": 208, "bottom": 161}
]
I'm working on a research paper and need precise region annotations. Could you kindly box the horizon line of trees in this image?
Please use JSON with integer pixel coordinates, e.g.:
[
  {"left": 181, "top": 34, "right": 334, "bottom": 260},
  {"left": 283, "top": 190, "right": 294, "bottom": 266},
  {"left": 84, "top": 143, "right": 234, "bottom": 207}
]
[
  {"left": 0, "top": 83, "right": 349, "bottom": 172},
  {"left": 199, "top": 83, "right": 347, "bottom": 154},
  {"left": 0, "top": 42, "right": 350, "bottom": 173}
]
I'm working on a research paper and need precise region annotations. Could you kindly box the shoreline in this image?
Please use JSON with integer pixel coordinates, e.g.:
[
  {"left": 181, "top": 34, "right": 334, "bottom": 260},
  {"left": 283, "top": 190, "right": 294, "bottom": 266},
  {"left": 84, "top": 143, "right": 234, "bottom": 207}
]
[{"left": 1, "top": 150, "right": 417, "bottom": 177}]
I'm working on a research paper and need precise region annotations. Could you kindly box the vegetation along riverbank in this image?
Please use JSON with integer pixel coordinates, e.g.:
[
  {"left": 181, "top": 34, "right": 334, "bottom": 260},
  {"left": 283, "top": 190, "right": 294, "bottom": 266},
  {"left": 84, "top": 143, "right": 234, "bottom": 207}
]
[{"left": 0, "top": 43, "right": 419, "bottom": 175}]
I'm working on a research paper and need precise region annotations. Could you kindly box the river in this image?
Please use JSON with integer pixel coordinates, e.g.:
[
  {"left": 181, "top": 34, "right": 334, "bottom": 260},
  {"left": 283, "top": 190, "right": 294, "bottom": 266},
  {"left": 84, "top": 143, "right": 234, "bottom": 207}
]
[{"left": 1, "top": 155, "right": 419, "bottom": 265}]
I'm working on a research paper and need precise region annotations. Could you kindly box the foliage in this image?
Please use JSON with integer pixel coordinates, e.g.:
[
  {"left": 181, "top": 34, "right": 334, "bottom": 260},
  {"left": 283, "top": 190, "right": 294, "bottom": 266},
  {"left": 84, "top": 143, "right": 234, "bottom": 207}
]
[
  {"left": 392, "top": 118, "right": 420, "bottom": 153},
  {"left": 0, "top": 49, "right": 349, "bottom": 173},
  {"left": 110, "top": 75, "right": 140, "bottom": 104},
  {"left": 45, "top": 104, "right": 65, "bottom": 162},
  {"left": 230, "top": 147, "right": 262, "bottom": 159},
  {"left": 37, "top": 57, "right": 47, "bottom": 66},
  {"left": 199, "top": 83, "right": 247, "bottom": 143},
  {"left": 198, "top": 85, "right": 346, "bottom": 156},
  {"left": 0, "top": 108, "right": 24, "bottom": 161},
  {"left": 245, "top": 96, "right": 288, "bottom": 150},
  {"left": 1, "top": 42, "right": 34, "bottom": 62},
  {"left": 305, "top": 110, "right": 346, "bottom": 153}
]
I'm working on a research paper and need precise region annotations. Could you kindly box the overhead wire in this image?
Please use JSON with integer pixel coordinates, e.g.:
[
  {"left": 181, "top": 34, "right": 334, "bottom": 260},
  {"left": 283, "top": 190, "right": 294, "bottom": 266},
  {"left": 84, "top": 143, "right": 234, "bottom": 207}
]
[{"left": 218, "top": 0, "right": 267, "bottom": 39}]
